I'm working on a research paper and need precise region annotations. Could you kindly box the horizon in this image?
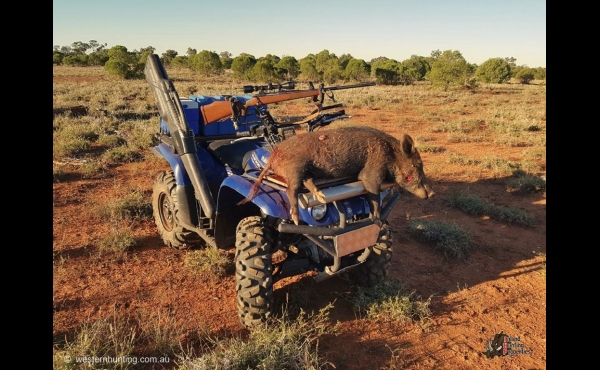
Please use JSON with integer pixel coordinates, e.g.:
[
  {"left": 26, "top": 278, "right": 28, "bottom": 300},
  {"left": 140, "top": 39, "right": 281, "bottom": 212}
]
[{"left": 53, "top": 0, "right": 546, "bottom": 68}]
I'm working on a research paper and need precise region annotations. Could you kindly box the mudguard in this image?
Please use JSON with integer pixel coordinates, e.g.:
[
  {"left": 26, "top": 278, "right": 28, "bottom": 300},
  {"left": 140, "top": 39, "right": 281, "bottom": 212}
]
[
  {"left": 151, "top": 144, "right": 190, "bottom": 186},
  {"left": 219, "top": 175, "right": 291, "bottom": 220}
]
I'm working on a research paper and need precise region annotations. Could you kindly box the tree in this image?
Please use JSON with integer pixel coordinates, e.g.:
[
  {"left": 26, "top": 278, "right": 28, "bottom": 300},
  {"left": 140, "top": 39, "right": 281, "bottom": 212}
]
[
  {"left": 475, "top": 57, "right": 512, "bottom": 83},
  {"left": 533, "top": 67, "right": 546, "bottom": 80},
  {"left": 370, "top": 56, "right": 389, "bottom": 64},
  {"left": 275, "top": 56, "right": 300, "bottom": 80},
  {"left": 188, "top": 50, "right": 223, "bottom": 76},
  {"left": 135, "top": 46, "right": 155, "bottom": 64},
  {"left": 171, "top": 56, "right": 189, "bottom": 68},
  {"left": 88, "top": 40, "right": 107, "bottom": 53},
  {"left": 88, "top": 49, "right": 109, "bottom": 66},
  {"left": 371, "top": 59, "right": 415, "bottom": 85},
  {"left": 187, "top": 47, "right": 197, "bottom": 56},
  {"left": 370, "top": 57, "right": 394, "bottom": 78},
  {"left": 104, "top": 45, "right": 143, "bottom": 79},
  {"left": 402, "top": 55, "right": 430, "bottom": 81},
  {"left": 343, "top": 58, "right": 370, "bottom": 82},
  {"left": 161, "top": 49, "right": 178, "bottom": 65},
  {"left": 430, "top": 49, "right": 442, "bottom": 59},
  {"left": 299, "top": 55, "right": 319, "bottom": 82},
  {"left": 314, "top": 50, "right": 341, "bottom": 80},
  {"left": 374, "top": 68, "right": 399, "bottom": 85},
  {"left": 220, "top": 51, "right": 233, "bottom": 69},
  {"left": 62, "top": 54, "right": 88, "bottom": 66},
  {"left": 504, "top": 57, "right": 517, "bottom": 69},
  {"left": 321, "top": 59, "right": 343, "bottom": 84},
  {"left": 426, "top": 50, "right": 469, "bottom": 90},
  {"left": 70, "top": 41, "right": 90, "bottom": 55},
  {"left": 515, "top": 68, "right": 535, "bottom": 84},
  {"left": 250, "top": 59, "right": 279, "bottom": 82},
  {"left": 338, "top": 53, "right": 354, "bottom": 70},
  {"left": 231, "top": 54, "right": 257, "bottom": 79},
  {"left": 59, "top": 45, "right": 72, "bottom": 54},
  {"left": 53, "top": 51, "right": 65, "bottom": 65}
]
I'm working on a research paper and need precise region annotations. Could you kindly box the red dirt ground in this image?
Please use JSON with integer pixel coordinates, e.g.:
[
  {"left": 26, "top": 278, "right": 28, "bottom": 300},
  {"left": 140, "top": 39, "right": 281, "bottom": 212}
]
[{"left": 53, "top": 86, "right": 546, "bottom": 369}]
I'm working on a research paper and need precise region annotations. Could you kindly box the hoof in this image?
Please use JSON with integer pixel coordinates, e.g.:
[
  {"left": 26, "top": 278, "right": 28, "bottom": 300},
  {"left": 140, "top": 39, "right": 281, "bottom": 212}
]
[
  {"left": 315, "top": 190, "right": 326, "bottom": 204},
  {"left": 370, "top": 214, "right": 382, "bottom": 227}
]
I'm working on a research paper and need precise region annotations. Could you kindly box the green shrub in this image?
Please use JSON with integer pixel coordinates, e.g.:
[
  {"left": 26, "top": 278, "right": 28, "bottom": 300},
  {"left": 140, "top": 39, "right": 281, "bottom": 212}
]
[
  {"left": 426, "top": 50, "right": 470, "bottom": 90},
  {"left": 446, "top": 189, "right": 535, "bottom": 227},
  {"left": 475, "top": 58, "right": 512, "bottom": 83},
  {"left": 508, "top": 171, "right": 546, "bottom": 194},
  {"left": 95, "top": 189, "right": 152, "bottom": 221},
  {"left": 351, "top": 280, "right": 431, "bottom": 326},
  {"left": 408, "top": 219, "right": 470, "bottom": 260},
  {"left": 183, "top": 247, "right": 232, "bottom": 280},
  {"left": 53, "top": 314, "right": 137, "bottom": 370},
  {"left": 101, "top": 146, "right": 143, "bottom": 164},
  {"left": 178, "top": 304, "right": 335, "bottom": 370},
  {"left": 98, "top": 227, "right": 136, "bottom": 255}
]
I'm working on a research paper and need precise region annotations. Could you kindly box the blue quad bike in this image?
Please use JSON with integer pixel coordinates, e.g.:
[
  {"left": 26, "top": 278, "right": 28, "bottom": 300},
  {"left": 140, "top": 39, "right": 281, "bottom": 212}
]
[{"left": 144, "top": 54, "right": 400, "bottom": 328}]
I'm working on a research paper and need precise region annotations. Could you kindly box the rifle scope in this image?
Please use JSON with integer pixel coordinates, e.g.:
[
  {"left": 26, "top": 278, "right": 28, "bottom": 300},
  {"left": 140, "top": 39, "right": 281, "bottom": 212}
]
[{"left": 243, "top": 81, "right": 295, "bottom": 94}]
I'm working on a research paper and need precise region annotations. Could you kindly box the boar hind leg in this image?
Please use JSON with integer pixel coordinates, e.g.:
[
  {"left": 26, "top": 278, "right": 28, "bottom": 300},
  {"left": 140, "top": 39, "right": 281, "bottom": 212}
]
[
  {"left": 286, "top": 179, "right": 302, "bottom": 225},
  {"left": 287, "top": 188, "right": 300, "bottom": 225},
  {"left": 303, "top": 178, "right": 326, "bottom": 204},
  {"left": 358, "top": 169, "right": 384, "bottom": 222}
]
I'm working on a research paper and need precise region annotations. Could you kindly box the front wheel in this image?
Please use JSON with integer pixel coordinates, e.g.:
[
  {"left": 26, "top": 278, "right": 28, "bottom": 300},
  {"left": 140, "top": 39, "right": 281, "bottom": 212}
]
[
  {"left": 152, "top": 171, "right": 200, "bottom": 250},
  {"left": 235, "top": 216, "right": 276, "bottom": 328},
  {"left": 351, "top": 222, "right": 393, "bottom": 286}
]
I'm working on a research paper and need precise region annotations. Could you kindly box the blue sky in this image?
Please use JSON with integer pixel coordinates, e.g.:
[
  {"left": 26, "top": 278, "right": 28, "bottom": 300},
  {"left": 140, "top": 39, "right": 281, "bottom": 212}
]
[{"left": 53, "top": 0, "right": 546, "bottom": 68}]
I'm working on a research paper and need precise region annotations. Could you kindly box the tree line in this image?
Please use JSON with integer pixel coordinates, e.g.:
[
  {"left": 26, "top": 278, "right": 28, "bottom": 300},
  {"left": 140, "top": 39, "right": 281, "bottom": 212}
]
[{"left": 53, "top": 40, "right": 546, "bottom": 89}]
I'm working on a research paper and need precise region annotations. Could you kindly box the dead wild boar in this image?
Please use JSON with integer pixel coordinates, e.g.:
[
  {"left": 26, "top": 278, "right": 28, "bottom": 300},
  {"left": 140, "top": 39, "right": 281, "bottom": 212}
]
[{"left": 240, "top": 126, "right": 434, "bottom": 224}]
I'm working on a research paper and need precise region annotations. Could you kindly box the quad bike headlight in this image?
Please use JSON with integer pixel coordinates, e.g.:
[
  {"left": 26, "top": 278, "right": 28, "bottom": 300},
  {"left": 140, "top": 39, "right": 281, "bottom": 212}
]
[{"left": 311, "top": 203, "right": 328, "bottom": 221}]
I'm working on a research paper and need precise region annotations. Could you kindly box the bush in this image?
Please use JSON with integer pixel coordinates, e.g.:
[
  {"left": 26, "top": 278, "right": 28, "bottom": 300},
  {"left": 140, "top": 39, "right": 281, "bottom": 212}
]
[
  {"left": 515, "top": 68, "right": 536, "bottom": 84},
  {"left": 408, "top": 219, "right": 470, "bottom": 260},
  {"left": 178, "top": 304, "right": 335, "bottom": 369},
  {"left": 475, "top": 58, "right": 512, "bottom": 83},
  {"left": 352, "top": 279, "right": 432, "bottom": 326},
  {"left": 104, "top": 45, "right": 144, "bottom": 79},
  {"left": 375, "top": 68, "right": 400, "bottom": 85},
  {"left": 426, "top": 50, "right": 470, "bottom": 90}
]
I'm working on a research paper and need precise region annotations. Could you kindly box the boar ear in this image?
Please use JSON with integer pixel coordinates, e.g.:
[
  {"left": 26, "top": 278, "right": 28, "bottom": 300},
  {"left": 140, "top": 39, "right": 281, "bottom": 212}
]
[{"left": 401, "top": 134, "right": 415, "bottom": 156}]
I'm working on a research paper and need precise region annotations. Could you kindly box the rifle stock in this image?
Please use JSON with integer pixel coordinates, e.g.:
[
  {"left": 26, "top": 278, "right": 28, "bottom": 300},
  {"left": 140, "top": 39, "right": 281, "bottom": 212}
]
[{"left": 200, "top": 90, "right": 318, "bottom": 125}]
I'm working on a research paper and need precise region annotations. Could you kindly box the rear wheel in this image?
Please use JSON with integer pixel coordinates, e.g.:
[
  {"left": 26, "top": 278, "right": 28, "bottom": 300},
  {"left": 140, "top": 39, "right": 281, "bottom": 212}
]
[
  {"left": 351, "top": 222, "right": 393, "bottom": 286},
  {"left": 235, "top": 216, "right": 275, "bottom": 328},
  {"left": 152, "top": 171, "right": 200, "bottom": 249}
]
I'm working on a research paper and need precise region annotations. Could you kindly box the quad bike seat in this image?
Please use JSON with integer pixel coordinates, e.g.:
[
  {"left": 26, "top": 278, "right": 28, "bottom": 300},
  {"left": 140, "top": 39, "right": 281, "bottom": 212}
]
[{"left": 207, "top": 137, "right": 265, "bottom": 172}]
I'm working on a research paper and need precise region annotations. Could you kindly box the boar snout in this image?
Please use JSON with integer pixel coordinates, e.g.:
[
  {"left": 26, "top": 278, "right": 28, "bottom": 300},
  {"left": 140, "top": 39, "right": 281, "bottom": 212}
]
[
  {"left": 408, "top": 181, "right": 435, "bottom": 199},
  {"left": 423, "top": 182, "right": 435, "bottom": 198}
]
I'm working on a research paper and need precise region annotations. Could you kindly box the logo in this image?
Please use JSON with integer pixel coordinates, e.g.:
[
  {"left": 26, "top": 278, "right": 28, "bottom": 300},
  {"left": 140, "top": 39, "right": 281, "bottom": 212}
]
[{"left": 484, "top": 331, "right": 531, "bottom": 358}]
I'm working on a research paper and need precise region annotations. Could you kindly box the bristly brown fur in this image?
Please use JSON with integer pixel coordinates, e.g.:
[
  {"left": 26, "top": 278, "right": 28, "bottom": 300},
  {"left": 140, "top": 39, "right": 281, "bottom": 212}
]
[{"left": 239, "top": 126, "right": 434, "bottom": 224}]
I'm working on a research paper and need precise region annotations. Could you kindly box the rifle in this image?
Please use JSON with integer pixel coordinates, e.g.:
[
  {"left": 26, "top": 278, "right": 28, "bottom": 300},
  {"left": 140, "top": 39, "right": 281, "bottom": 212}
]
[{"left": 199, "top": 81, "right": 375, "bottom": 125}]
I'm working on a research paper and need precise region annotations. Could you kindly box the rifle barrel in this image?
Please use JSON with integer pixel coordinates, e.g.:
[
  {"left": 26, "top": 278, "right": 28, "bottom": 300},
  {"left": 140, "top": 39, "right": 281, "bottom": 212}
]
[{"left": 326, "top": 82, "right": 376, "bottom": 90}]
